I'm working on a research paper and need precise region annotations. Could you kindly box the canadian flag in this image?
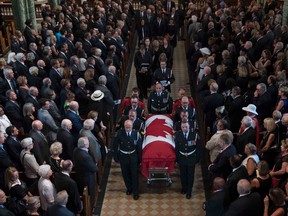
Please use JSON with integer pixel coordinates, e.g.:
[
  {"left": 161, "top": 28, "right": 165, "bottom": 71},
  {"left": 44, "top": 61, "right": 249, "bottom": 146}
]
[{"left": 141, "top": 115, "right": 176, "bottom": 178}]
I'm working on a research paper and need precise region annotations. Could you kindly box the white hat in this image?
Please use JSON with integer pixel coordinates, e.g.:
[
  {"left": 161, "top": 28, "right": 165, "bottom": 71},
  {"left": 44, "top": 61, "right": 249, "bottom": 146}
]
[
  {"left": 91, "top": 90, "right": 104, "bottom": 101},
  {"left": 16, "top": 53, "right": 25, "bottom": 61},
  {"left": 38, "top": 165, "right": 51, "bottom": 177},
  {"left": 200, "top": 47, "right": 211, "bottom": 55},
  {"left": 242, "top": 104, "right": 258, "bottom": 115}
]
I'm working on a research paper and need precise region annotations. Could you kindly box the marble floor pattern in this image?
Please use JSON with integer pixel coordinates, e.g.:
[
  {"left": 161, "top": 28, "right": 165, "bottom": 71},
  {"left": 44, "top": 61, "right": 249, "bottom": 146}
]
[{"left": 100, "top": 41, "right": 206, "bottom": 215}]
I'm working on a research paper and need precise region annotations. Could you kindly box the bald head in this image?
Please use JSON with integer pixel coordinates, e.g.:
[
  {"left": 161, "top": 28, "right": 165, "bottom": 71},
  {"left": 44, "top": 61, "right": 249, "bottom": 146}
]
[
  {"left": 124, "top": 120, "right": 133, "bottom": 132},
  {"left": 282, "top": 113, "right": 288, "bottom": 127},
  {"left": 237, "top": 179, "right": 251, "bottom": 195}
]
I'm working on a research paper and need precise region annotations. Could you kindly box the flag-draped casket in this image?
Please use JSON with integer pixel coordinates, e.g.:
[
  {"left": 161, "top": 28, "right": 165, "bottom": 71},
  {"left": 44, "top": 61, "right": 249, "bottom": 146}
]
[{"left": 141, "top": 115, "right": 176, "bottom": 178}]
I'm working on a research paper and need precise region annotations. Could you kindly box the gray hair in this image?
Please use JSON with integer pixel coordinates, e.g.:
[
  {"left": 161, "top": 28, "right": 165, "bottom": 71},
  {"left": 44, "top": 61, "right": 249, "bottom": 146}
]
[
  {"left": 21, "top": 137, "right": 33, "bottom": 148},
  {"left": 23, "top": 102, "right": 34, "bottom": 116},
  {"left": 77, "top": 78, "right": 86, "bottom": 86},
  {"left": 98, "top": 75, "right": 107, "bottom": 85},
  {"left": 83, "top": 119, "right": 94, "bottom": 130},
  {"left": 55, "top": 190, "right": 68, "bottom": 205},
  {"left": 242, "top": 116, "right": 252, "bottom": 127},
  {"left": 77, "top": 137, "right": 88, "bottom": 148},
  {"left": 61, "top": 119, "right": 72, "bottom": 130}
]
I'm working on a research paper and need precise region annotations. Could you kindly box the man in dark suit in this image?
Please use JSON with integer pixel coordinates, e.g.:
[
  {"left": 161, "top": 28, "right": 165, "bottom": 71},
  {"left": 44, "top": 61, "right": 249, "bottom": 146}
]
[
  {"left": 0, "top": 189, "right": 15, "bottom": 216},
  {"left": 226, "top": 86, "right": 245, "bottom": 133},
  {"left": 15, "top": 53, "right": 29, "bottom": 77},
  {"left": 225, "top": 179, "right": 263, "bottom": 216},
  {"left": 223, "top": 155, "right": 249, "bottom": 209},
  {"left": 0, "top": 68, "right": 18, "bottom": 104},
  {"left": 113, "top": 120, "right": 142, "bottom": 200},
  {"left": 29, "top": 120, "right": 50, "bottom": 164},
  {"left": 74, "top": 78, "right": 91, "bottom": 118},
  {"left": 73, "top": 137, "right": 98, "bottom": 207},
  {"left": 173, "top": 96, "right": 196, "bottom": 123},
  {"left": 147, "top": 83, "right": 173, "bottom": 114},
  {"left": 47, "top": 190, "right": 74, "bottom": 216},
  {"left": 4, "top": 90, "right": 23, "bottom": 129},
  {"left": 82, "top": 32, "right": 93, "bottom": 56},
  {"left": 49, "top": 59, "right": 62, "bottom": 95},
  {"left": 203, "top": 82, "right": 225, "bottom": 129},
  {"left": 235, "top": 116, "right": 256, "bottom": 156},
  {"left": 54, "top": 160, "right": 82, "bottom": 214},
  {"left": 57, "top": 119, "right": 77, "bottom": 161},
  {"left": 162, "top": 0, "right": 176, "bottom": 15},
  {"left": 208, "top": 133, "right": 236, "bottom": 180},
  {"left": 152, "top": 61, "right": 175, "bottom": 92},
  {"left": 123, "top": 96, "right": 144, "bottom": 120},
  {"left": 4, "top": 126, "right": 22, "bottom": 170},
  {"left": 133, "top": 44, "right": 152, "bottom": 99},
  {"left": 175, "top": 122, "right": 200, "bottom": 199},
  {"left": 25, "top": 86, "right": 40, "bottom": 111},
  {"left": 152, "top": 15, "right": 166, "bottom": 37},
  {"left": 0, "top": 133, "right": 14, "bottom": 189},
  {"left": 253, "top": 83, "right": 273, "bottom": 125},
  {"left": 204, "top": 177, "right": 225, "bottom": 216},
  {"left": 65, "top": 101, "right": 83, "bottom": 138},
  {"left": 58, "top": 43, "right": 71, "bottom": 66},
  {"left": 96, "top": 76, "right": 115, "bottom": 116},
  {"left": 196, "top": 66, "right": 213, "bottom": 93}
]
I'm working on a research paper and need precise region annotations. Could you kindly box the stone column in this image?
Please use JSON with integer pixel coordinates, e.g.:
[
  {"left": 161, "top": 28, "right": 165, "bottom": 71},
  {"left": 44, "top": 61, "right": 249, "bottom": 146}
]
[
  {"left": 283, "top": 0, "right": 288, "bottom": 25},
  {"left": 11, "top": 0, "right": 26, "bottom": 31},
  {"left": 26, "top": 0, "right": 37, "bottom": 29}
]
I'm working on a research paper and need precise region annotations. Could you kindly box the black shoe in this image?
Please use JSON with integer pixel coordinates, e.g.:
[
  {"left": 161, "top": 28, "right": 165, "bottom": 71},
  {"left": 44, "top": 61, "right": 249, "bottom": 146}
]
[
  {"left": 133, "top": 194, "right": 139, "bottom": 200},
  {"left": 186, "top": 194, "right": 191, "bottom": 199},
  {"left": 126, "top": 190, "right": 132, "bottom": 195}
]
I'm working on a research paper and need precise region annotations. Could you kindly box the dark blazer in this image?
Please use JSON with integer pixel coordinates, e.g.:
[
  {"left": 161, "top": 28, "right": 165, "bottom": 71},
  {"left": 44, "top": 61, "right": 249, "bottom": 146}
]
[
  {"left": 253, "top": 92, "right": 273, "bottom": 124},
  {"left": 106, "top": 72, "right": 120, "bottom": 100},
  {"left": 47, "top": 205, "right": 74, "bottom": 216},
  {"left": 0, "top": 79, "right": 15, "bottom": 104},
  {"left": 173, "top": 106, "right": 196, "bottom": 123},
  {"left": 25, "top": 95, "right": 40, "bottom": 111},
  {"left": 56, "top": 128, "right": 77, "bottom": 161},
  {"left": 209, "top": 144, "right": 237, "bottom": 179},
  {"left": 15, "top": 61, "right": 29, "bottom": 77},
  {"left": 95, "top": 85, "right": 114, "bottom": 114},
  {"left": 224, "top": 165, "right": 249, "bottom": 209},
  {"left": 29, "top": 129, "right": 50, "bottom": 164},
  {"left": 5, "top": 100, "right": 23, "bottom": 129},
  {"left": 4, "top": 136, "right": 22, "bottom": 170},
  {"left": 227, "top": 96, "right": 245, "bottom": 133},
  {"left": 0, "top": 147, "right": 14, "bottom": 188},
  {"left": 82, "top": 40, "right": 93, "bottom": 56},
  {"left": 204, "top": 190, "right": 225, "bottom": 216},
  {"left": 152, "top": 67, "right": 175, "bottom": 92},
  {"left": 0, "top": 207, "right": 16, "bottom": 216},
  {"left": 235, "top": 127, "right": 256, "bottom": 155},
  {"left": 50, "top": 67, "right": 62, "bottom": 94},
  {"left": 73, "top": 148, "right": 98, "bottom": 193},
  {"left": 65, "top": 110, "right": 83, "bottom": 136},
  {"left": 196, "top": 73, "right": 213, "bottom": 93},
  {"left": 58, "top": 51, "right": 70, "bottom": 66},
  {"left": 94, "top": 40, "right": 107, "bottom": 60},
  {"left": 74, "top": 87, "right": 90, "bottom": 117},
  {"left": 152, "top": 18, "right": 166, "bottom": 37},
  {"left": 54, "top": 172, "right": 82, "bottom": 214},
  {"left": 224, "top": 192, "right": 263, "bottom": 216}
]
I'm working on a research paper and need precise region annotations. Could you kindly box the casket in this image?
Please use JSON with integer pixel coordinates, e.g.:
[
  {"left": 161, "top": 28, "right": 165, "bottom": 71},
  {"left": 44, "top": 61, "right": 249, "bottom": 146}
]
[{"left": 141, "top": 115, "right": 176, "bottom": 178}]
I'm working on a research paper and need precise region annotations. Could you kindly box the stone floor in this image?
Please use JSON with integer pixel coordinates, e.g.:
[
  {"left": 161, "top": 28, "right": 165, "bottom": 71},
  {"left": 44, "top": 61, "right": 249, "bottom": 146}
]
[{"left": 99, "top": 41, "right": 206, "bottom": 216}]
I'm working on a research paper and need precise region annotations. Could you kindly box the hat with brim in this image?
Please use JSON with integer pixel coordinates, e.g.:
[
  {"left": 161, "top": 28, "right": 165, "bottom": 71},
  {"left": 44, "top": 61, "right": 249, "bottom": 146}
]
[
  {"left": 91, "top": 90, "right": 104, "bottom": 101},
  {"left": 200, "top": 47, "right": 211, "bottom": 55},
  {"left": 242, "top": 104, "right": 258, "bottom": 115}
]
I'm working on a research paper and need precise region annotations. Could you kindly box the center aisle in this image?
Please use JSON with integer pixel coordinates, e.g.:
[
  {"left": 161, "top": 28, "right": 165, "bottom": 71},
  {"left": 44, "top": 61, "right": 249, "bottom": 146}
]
[{"left": 100, "top": 41, "right": 205, "bottom": 216}]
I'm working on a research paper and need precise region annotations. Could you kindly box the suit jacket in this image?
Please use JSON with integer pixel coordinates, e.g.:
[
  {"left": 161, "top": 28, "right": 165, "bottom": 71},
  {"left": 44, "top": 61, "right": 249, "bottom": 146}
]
[
  {"left": 203, "top": 93, "right": 225, "bottom": 128},
  {"left": 4, "top": 100, "right": 23, "bottom": 129},
  {"left": 29, "top": 129, "right": 50, "bottom": 164},
  {"left": 209, "top": 144, "right": 237, "bottom": 179},
  {"left": 79, "top": 129, "right": 102, "bottom": 163},
  {"left": 4, "top": 136, "right": 22, "bottom": 170},
  {"left": 74, "top": 87, "right": 90, "bottom": 117},
  {"left": 47, "top": 205, "right": 74, "bottom": 216},
  {"left": 173, "top": 106, "right": 196, "bottom": 123},
  {"left": 94, "top": 40, "right": 107, "bottom": 60},
  {"left": 0, "top": 207, "right": 15, "bottom": 216},
  {"left": 196, "top": 73, "right": 213, "bottom": 93},
  {"left": 73, "top": 148, "right": 98, "bottom": 192},
  {"left": 106, "top": 72, "right": 120, "bottom": 100},
  {"left": 253, "top": 92, "right": 273, "bottom": 124},
  {"left": 65, "top": 110, "right": 83, "bottom": 136},
  {"left": 224, "top": 192, "right": 263, "bottom": 216},
  {"left": 152, "top": 18, "right": 166, "bottom": 37},
  {"left": 50, "top": 67, "right": 62, "bottom": 94},
  {"left": 37, "top": 109, "right": 59, "bottom": 132},
  {"left": 95, "top": 85, "right": 114, "bottom": 114},
  {"left": 152, "top": 67, "right": 175, "bottom": 92},
  {"left": 0, "top": 79, "right": 16, "bottom": 104},
  {"left": 204, "top": 190, "right": 225, "bottom": 216},
  {"left": 56, "top": 128, "right": 76, "bottom": 161},
  {"left": 15, "top": 61, "right": 29, "bottom": 77},
  {"left": 82, "top": 40, "right": 93, "bottom": 56},
  {"left": 25, "top": 95, "right": 40, "bottom": 111},
  {"left": 54, "top": 172, "right": 82, "bottom": 214},
  {"left": 0, "top": 147, "right": 14, "bottom": 188},
  {"left": 224, "top": 166, "right": 249, "bottom": 208},
  {"left": 235, "top": 127, "right": 256, "bottom": 155},
  {"left": 58, "top": 51, "right": 70, "bottom": 66},
  {"left": 227, "top": 96, "right": 245, "bottom": 133},
  {"left": 162, "top": 0, "right": 176, "bottom": 14}
]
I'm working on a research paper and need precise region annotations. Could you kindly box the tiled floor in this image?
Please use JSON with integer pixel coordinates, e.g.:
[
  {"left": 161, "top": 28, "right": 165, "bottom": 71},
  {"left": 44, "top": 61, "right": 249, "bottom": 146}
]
[{"left": 99, "top": 41, "right": 206, "bottom": 216}]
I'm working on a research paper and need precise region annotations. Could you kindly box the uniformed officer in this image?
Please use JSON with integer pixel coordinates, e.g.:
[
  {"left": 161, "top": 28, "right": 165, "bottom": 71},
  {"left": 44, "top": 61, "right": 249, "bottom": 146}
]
[
  {"left": 147, "top": 82, "right": 173, "bottom": 114},
  {"left": 173, "top": 110, "right": 198, "bottom": 132},
  {"left": 117, "top": 109, "right": 145, "bottom": 135},
  {"left": 152, "top": 61, "right": 175, "bottom": 92},
  {"left": 113, "top": 120, "right": 142, "bottom": 200},
  {"left": 174, "top": 122, "right": 200, "bottom": 199}
]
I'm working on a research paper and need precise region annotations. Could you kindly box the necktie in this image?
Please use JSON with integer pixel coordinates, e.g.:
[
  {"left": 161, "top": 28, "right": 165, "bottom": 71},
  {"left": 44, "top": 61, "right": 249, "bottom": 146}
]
[{"left": 185, "top": 132, "right": 188, "bottom": 139}]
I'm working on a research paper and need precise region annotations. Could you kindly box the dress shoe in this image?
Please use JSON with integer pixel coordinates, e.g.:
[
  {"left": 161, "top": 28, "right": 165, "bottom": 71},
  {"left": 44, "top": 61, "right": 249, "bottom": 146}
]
[
  {"left": 186, "top": 194, "right": 191, "bottom": 199},
  {"left": 126, "top": 190, "right": 131, "bottom": 195},
  {"left": 133, "top": 195, "right": 139, "bottom": 200}
]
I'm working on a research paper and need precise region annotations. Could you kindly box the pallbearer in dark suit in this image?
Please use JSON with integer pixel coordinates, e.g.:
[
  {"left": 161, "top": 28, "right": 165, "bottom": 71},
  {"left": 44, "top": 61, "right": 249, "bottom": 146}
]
[
  {"left": 113, "top": 120, "right": 142, "bottom": 200},
  {"left": 174, "top": 122, "right": 200, "bottom": 199}
]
